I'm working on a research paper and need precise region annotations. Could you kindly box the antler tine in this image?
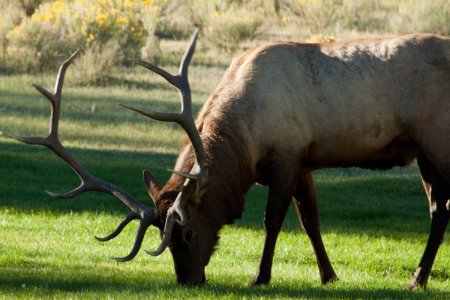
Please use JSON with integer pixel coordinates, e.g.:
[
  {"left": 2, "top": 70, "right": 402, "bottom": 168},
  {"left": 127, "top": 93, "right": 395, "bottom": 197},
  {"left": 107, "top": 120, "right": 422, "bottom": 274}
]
[
  {"left": 4, "top": 134, "right": 47, "bottom": 146},
  {"left": 122, "top": 30, "right": 204, "bottom": 255},
  {"left": 119, "top": 102, "right": 205, "bottom": 179},
  {"left": 118, "top": 103, "right": 181, "bottom": 123},
  {"left": 54, "top": 49, "right": 80, "bottom": 97},
  {"left": 7, "top": 51, "right": 158, "bottom": 260},
  {"left": 126, "top": 29, "right": 205, "bottom": 177},
  {"left": 133, "top": 59, "right": 180, "bottom": 88},
  {"left": 45, "top": 183, "right": 89, "bottom": 199},
  {"left": 179, "top": 29, "right": 200, "bottom": 78},
  {"left": 143, "top": 168, "right": 197, "bottom": 255},
  {"left": 95, "top": 212, "right": 139, "bottom": 242},
  {"left": 145, "top": 210, "right": 177, "bottom": 256},
  {"left": 131, "top": 29, "right": 199, "bottom": 90},
  {"left": 112, "top": 215, "right": 154, "bottom": 262},
  {"left": 7, "top": 53, "right": 79, "bottom": 146},
  {"left": 32, "top": 84, "right": 55, "bottom": 103}
]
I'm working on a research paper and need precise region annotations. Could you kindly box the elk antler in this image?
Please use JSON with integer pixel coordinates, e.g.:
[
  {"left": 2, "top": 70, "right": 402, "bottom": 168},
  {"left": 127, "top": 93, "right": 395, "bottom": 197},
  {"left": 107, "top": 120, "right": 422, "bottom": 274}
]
[
  {"left": 5, "top": 50, "right": 157, "bottom": 262},
  {"left": 120, "top": 29, "right": 205, "bottom": 255}
]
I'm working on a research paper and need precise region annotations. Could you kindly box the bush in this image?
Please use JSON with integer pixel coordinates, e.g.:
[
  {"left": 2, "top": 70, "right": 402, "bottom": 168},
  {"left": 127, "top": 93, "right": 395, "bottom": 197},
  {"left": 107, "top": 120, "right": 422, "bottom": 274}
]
[
  {"left": 182, "top": 0, "right": 263, "bottom": 52},
  {"left": 204, "top": 9, "right": 263, "bottom": 52},
  {"left": 140, "top": 4, "right": 164, "bottom": 62},
  {"left": 6, "top": 13, "right": 78, "bottom": 71},
  {"left": 69, "top": 40, "right": 123, "bottom": 86},
  {"left": 282, "top": 0, "right": 449, "bottom": 38},
  {"left": 17, "top": 0, "right": 47, "bottom": 16},
  {"left": 1, "top": 0, "right": 448, "bottom": 75},
  {"left": 5, "top": 0, "right": 167, "bottom": 72},
  {"left": 282, "top": 0, "right": 394, "bottom": 37},
  {"left": 0, "top": 1, "right": 25, "bottom": 70},
  {"left": 392, "top": 0, "right": 450, "bottom": 36}
]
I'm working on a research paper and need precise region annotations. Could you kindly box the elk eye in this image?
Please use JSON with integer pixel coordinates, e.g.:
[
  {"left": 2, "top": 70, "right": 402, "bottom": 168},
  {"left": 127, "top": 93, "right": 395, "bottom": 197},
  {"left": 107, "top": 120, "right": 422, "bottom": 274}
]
[{"left": 184, "top": 229, "right": 193, "bottom": 243}]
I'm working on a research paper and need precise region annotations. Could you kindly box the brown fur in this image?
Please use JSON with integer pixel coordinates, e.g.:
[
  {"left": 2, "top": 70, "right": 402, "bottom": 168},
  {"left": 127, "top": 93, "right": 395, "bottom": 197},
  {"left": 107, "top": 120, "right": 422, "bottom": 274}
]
[{"left": 148, "top": 34, "right": 449, "bottom": 287}]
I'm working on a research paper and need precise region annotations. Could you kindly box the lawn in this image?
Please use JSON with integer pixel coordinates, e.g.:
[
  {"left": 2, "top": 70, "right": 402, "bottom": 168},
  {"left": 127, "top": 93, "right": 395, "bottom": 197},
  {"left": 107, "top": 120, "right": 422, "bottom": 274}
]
[{"left": 0, "top": 63, "right": 449, "bottom": 299}]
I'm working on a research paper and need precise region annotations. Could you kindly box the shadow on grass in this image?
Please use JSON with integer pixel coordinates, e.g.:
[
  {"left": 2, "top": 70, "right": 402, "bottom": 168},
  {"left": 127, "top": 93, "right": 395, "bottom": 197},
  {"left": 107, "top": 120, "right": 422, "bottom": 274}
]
[
  {"left": 238, "top": 167, "right": 432, "bottom": 240},
  {"left": 91, "top": 75, "right": 216, "bottom": 93},
  {"left": 1, "top": 141, "right": 448, "bottom": 297},
  {"left": 1, "top": 137, "right": 441, "bottom": 241},
  {"left": 0, "top": 89, "right": 204, "bottom": 127},
  {"left": 0, "top": 139, "right": 435, "bottom": 236},
  {"left": 0, "top": 140, "right": 176, "bottom": 215},
  {"left": 0, "top": 266, "right": 447, "bottom": 299},
  {"left": 92, "top": 75, "right": 177, "bottom": 90}
]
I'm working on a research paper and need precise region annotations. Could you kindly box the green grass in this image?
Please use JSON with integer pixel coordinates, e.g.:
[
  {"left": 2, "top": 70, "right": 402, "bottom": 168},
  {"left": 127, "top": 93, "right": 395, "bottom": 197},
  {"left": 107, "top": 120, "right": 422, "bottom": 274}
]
[{"left": 0, "top": 67, "right": 449, "bottom": 299}]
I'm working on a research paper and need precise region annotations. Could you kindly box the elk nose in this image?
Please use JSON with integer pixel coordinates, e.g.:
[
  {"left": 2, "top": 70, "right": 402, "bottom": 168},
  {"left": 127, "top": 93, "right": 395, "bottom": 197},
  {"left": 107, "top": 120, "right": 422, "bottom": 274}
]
[{"left": 177, "top": 272, "right": 206, "bottom": 285}]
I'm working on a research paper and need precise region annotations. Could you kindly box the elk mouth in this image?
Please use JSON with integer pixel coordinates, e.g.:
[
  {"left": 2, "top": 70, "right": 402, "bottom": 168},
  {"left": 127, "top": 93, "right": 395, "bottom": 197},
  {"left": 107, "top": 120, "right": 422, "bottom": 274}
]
[{"left": 176, "top": 272, "right": 206, "bottom": 285}]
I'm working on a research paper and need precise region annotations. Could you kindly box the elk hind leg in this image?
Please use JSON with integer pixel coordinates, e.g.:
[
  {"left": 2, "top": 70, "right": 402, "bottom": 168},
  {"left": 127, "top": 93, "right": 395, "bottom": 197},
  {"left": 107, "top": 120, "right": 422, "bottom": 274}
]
[
  {"left": 409, "top": 155, "right": 449, "bottom": 289},
  {"left": 293, "top": 173, "right": 338, "bottom": 284}
]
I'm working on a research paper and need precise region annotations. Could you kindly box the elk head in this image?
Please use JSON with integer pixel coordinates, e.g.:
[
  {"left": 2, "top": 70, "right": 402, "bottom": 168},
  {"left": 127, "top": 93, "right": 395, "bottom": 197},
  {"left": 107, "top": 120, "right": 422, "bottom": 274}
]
[
  {"left": 6, "top": 30, "right": 217, "bottom": 285},
  {"left": 123, "top": 29, "right": 220, "bottom": 284}
]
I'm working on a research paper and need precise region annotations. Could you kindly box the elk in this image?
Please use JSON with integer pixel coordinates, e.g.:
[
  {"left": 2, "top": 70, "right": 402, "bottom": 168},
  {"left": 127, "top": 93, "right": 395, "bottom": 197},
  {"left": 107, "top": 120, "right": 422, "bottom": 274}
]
[{"left": 7, "top": 32, "right": 449, "bottom": 289}]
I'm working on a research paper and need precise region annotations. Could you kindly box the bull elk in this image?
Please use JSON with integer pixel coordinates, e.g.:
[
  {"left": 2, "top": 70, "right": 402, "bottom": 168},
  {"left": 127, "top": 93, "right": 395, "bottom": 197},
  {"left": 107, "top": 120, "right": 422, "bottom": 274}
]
[{"left": 6, "top": 32, "right": 449, "bottom": 289}]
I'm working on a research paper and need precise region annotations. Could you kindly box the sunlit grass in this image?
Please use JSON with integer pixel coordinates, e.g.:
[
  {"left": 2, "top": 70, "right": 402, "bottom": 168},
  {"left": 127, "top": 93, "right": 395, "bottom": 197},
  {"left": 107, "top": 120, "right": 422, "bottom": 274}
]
[{"left": 0, "top": 68, "right": 449, "bottom": 299}]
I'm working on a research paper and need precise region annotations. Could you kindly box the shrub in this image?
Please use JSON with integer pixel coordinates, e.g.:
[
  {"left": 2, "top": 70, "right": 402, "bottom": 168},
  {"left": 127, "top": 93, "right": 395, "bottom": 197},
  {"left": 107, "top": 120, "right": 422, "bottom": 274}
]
[
  {"left": 69, "top": 39, "right": 123, "bottom": 86},
  {"left": 283, "top": 0, "right": 392, "bottom": 37},
  {"left": 140, "top": 4, "right": 164, "bottom": 62},
  {"left": 182, "top": 0, "right": 264, "bottom": 52},
  {"left": 204, "top": 9, "right": 263, "bottom": 52},
  {"left": 289, "top": 0, "right": 343, "bottom": 36},
  {"left": 17, "top": 0, "right": 47, "bottom": 16},
  {"left": 283, "top": 0, "right": 449, "bottom": 38},
  {"left": 5, "top": 0, "right": 167, "bottom": 72},
  {"left": 2, "top": 0, "right": 448, "bottom": 75},
  {"left": 6, "top": 13, "right": 78, "bottom": 71},
  {"left": 392, "top": 0, "right": 450, "bottom": 36},
  {"left": 0, "top": 1, "right": 25, "bottom": 70}
]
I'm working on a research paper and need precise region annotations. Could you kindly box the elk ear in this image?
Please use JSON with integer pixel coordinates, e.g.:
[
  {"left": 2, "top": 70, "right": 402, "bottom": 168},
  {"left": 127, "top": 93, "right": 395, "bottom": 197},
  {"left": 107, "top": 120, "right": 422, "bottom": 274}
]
[{"left": 143, "top": 170, "right": 161, "bottom": 205}]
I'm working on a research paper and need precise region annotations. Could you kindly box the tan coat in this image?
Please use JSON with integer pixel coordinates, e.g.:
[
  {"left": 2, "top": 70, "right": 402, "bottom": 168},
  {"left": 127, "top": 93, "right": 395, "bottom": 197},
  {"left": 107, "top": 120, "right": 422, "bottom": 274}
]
[{"left": 196, "top": 34, "right": 449, "bottom": 180}]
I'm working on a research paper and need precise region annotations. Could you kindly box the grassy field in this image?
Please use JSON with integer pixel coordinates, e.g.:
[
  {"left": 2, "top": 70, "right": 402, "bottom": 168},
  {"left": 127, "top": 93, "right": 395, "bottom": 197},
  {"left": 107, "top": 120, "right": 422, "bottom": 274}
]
[{"left": 0, "top": 61, "right": 449, "bottom": 299}]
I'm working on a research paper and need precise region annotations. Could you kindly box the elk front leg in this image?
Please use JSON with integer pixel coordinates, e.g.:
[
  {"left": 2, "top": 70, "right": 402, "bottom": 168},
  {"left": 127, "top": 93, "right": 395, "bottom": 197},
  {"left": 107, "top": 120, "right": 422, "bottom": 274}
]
[
  {"left": 409, "top": 156, "right": 449, "bottom": 289},
  {"left": 292, "top": 173, "right": 338, "bottom": 284},
  {"left": 251, "top": 167, "right": 298, "bottom": 286}
]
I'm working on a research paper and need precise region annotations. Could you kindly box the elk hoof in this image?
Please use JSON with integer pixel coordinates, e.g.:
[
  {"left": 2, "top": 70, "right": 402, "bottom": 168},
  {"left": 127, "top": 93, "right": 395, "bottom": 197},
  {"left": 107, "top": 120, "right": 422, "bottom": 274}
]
[
  {"left": 250, "top": 275, "right": 270, "bottom": 286},
  {"left": 322, "top": 273, "right": 339, "bottom": 285},
  {"left": 408, "top": 280, "right": 427, "bottom": 290},
  {"left": 408, "top": 268, "right": 428, "bottom": 290}
]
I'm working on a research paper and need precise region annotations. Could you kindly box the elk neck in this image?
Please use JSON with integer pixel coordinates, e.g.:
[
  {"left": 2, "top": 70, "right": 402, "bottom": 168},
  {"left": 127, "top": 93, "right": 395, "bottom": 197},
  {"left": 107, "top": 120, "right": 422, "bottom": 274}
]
[{"left": 167, "top": 114, "right": 256, "bottom": 225}]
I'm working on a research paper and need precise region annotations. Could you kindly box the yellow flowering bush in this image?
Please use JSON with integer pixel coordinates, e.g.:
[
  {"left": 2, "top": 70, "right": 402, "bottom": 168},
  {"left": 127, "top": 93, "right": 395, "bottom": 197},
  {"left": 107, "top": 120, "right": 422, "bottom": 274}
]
[
  {"left": 2, "top": 0, "right": 449, "bottom": 74},
  {"left": 6, "top": 0, "right": 167, "bottom": 71}
]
